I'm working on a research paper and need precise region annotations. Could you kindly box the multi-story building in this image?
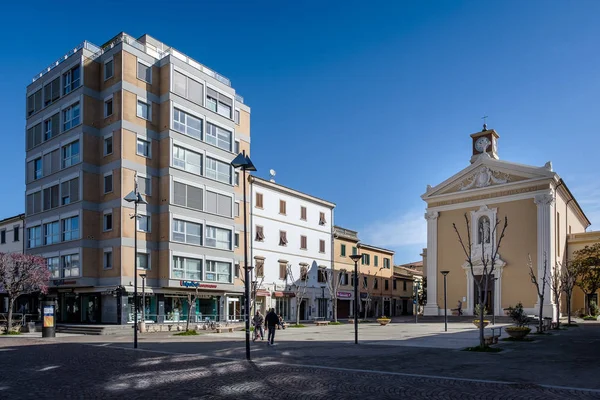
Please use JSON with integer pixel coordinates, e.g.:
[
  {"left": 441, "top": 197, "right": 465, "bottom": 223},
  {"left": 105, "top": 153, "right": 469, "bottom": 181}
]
[
  {"left": 24, "top": 32, "right": 250, "bottom": 324},
  {"left": 393, "top": 264, "right": 421, "bottom": 316},
  {"left": 0, "top": 214, "right": 27, "bottom": 314},
  {"left": 332, "top": 226, "right": 360, "bottom": 318},
  {"left": 357, "top": 244, "right": 394, "bottom": 318},
  {"left": 250, "top": 176, "right": 335, "bottom": 321}
]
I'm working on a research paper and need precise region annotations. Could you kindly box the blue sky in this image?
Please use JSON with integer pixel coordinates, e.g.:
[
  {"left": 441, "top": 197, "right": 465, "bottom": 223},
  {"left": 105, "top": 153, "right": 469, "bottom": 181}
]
[{"left": 1, "top": 1, "right": 599, "bottom": 263}]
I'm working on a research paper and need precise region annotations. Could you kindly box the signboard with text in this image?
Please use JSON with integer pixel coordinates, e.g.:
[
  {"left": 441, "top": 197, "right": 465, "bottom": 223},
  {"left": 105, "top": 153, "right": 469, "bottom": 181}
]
[{"left": 43, "top": 306, "right": 54, "bottom": 328}]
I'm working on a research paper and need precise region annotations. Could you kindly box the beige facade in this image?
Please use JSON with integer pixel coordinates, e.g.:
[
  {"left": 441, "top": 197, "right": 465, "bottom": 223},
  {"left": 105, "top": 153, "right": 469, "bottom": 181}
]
[{"left": 567, "top": 231, "right": 600, "bottom": 314}]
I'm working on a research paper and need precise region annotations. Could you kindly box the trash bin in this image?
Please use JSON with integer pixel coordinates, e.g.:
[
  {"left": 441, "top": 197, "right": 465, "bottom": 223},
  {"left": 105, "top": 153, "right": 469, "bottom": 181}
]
[{"left": 27, "top": 322, "right": 36, "bottom": 333}]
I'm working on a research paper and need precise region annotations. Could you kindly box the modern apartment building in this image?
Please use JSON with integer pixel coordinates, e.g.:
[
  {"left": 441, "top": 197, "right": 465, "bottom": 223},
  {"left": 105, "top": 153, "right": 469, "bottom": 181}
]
[
  {"left": 24, "top": 32, "right": 250, "bottom": 324},
  {"left": 250, "top": 176, "right": 335, "bottom": 321}
]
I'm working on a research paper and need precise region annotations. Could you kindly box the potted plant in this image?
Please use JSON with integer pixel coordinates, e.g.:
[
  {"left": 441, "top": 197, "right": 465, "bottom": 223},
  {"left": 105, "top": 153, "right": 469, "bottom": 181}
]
[
  {"left": 376, "top": 316, "right": 391, "bottom": 326},
  {"left": 505, "top": 302, "right": 531, "bottom": 339},
  {"left": 472, "top": 304, "right": 490, "bottom": 328}
]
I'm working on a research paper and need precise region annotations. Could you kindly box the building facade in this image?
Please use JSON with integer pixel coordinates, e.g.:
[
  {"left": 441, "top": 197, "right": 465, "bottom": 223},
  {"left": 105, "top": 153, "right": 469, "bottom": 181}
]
[
  {"left": 356, "top": 244, "right": 394, "bottom": 318},
  {"left": 24, "top": 32, "right": 250, "bottom": 324},
  {"left": 0, "top": 214, "right": 28, "bottom": 314},
  {"left": 566, "top": 231, "right": 600, "bottom": 314},
  {"left": 250, "top": 176, "right": 335, "bottom": 321},
  {"left": 332, "top": 226, "right": 360, "bottom": 318},
  {"left": 421, "top": 126, "right": 590, "bottom": 318},
  {"left": 393, "top": 264, "right": 421, "bottom": 316}
]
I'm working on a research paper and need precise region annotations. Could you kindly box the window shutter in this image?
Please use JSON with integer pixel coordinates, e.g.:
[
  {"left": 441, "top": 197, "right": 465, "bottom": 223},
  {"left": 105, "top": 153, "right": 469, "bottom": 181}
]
[
  {"left": 50, "top": 149, "right": 60, "bottom": 173},
  {"left": 217, "top": 193, "right": 232, "bottom": 217},
  {"left": 26, "top": 194, "right": 34, "bottom": 215},
  {"left": 301, "top": 206, "right": 307, "bottom": 220},
  {"left": 207, "top": 87, "right": 218, "bottom": 99},
  {"left": 173, "top": 71, "right": 187, "bottom": 97},
  {"left": 255, "top": 226, "right": 264, "bottom": 241},
  {"left": 219, "top": 94, "right": 233, "bottom": 107},
  {"left": 51, "top": 185, "right": 59, "bottom": 208},
  {"left": 187, "top": 185, "right": 203, "bottom": 210},
  {"left": 51, "top": 113, "right": 60, "bottom": 136},
  {"left": 256, "top": 193, "right": 263, "bottom": 208},
  {"left": 279, "top": 200, "right": 286, "bottom": 214},
  {"left": 279, "top": 263, "right": 287, "bottom": 280},
  {"left": 320, "top": 240, "right": 325, "bottom": 253},
  {"left": 188, "top": 78, "right": 204, "bottom": 104},
  {"left": 319, "top": 212, "right": 326, "bottom": 225},
  {"left": 174, "top": 182, "right": 186, "bottom": 206},
  {"left": 206, "top": 191, "right": 218, "bottom": 214},
  {"left": 43, "top": 188, "right": 51, "bottom": 211},
  {"left": 27, "top": 95, "right": 35, "bottom": 116},
  {"left": 33, "top": 192, "right": 41, "bottom": 213},
  {"left": 26, "top": 161, "right": 35, "bottom": 182},
  {"left": 70, "top": 178, "right": 79, "bottom": 202},
  {"left": 44, "top": 83, "right": 52, "bottom": 105}
]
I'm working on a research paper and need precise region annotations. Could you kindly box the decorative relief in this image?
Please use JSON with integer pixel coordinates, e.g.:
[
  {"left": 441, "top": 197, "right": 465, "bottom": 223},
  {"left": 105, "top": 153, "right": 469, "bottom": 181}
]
[
  {"left": 534, "top": 193, "right": 555, "bottom": 206},
  {"left": 459, "top": 166, "right": 510, "bottom": 191},
  {"left": 428, "top": 184, "right": 550, "bottom": 208},
  {"left": 425, "top": 211, "right": 439, "bottom": 221}
]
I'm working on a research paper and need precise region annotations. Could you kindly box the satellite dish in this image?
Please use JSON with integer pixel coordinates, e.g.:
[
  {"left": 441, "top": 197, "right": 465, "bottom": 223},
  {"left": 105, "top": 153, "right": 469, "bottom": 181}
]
[{"left": 270, "top": 169, "right": 276, "bottom": 177}]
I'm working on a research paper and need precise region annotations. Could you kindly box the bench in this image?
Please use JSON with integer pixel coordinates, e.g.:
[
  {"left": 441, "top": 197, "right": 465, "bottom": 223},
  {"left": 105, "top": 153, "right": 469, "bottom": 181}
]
[
  {"left": 314, "top": 321, "right": 329, "bottom": 326},
  {"left": 484, "top": 326, "right": 503, "bottom": 345},
  {"left": 216, "top": 327, "right": 234, "bottom": 333}
]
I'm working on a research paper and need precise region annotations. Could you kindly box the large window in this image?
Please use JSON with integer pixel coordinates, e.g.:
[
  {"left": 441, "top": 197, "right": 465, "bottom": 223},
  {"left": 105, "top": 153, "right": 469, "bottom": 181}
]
[
  {"left": 136, "top": 252, "right": 150, "bottom": 270},
  {"left": 33, "top": 158, "right": 42, "bottom": 180},
  {"left": 104, "top": 59, "right": 114, "bottom": 80},
  {"left": 173, "top": 145, "right": 202, "bottom": 175},
  {"left": 205, "top": 226, "right": 232, "bottom": 250},
  {"left": 172, "top": 219, "right": 202, "bottom": 245},
  {"left": 173, "top": 70, "right": 204, "bottom": 105},
  {"left": 205, "top": 191, "right": 232, "bottom": 217},
  {"left": 205, "top": 157, "right": 231, "bottom": 184},
  {"left": 137, "top": 138, "right": 151, "bottom": 158},
  {"left": 206, "top": 122, "right": 232, "bottom": 151},
  {"left": 43, "top": 149, "right": 60, "bottom": 177},
  {"left": 173, "top": 182, "right": 202, "bottom": 210},
  {"left": 26, "top": 191, "right": 42, "bottom": 215},
  {"left": 62, "top": 216, "right": 80, "bottom": 241},
  {"left": 173, "top": 109, "right": 202, "bottom": 140},
  {"left": 137, "top": 215, "right": 151, "bottom": 232},
  {"left": 27, "top": 89, "right": 42, "bottom": 117},
  {"left": 62, "top": 103, "right": 81, "bottom": 131},
  {"left": 27, "top": 226, "right": 42, "bottom": 248},
  {"left": 44, "top": 221, "right": 60, "bottom": 245},
  {"left": 205, "top": 260, "right": 232, "bottom": 283},
  {"left": 137, "top": 100, "right": 151, "bottom": 120},
  {"left": 63, "top": 66, "right": 81, "bottom": 95},
  {"left": 172, "top": 256, "right": 202, "bottom": 280},
  {"left": 61, "top": 177, "right": 80, "bottom": 205},
  {"left": 47, "top": 257, "right": 60, "bottom": 279},
  {"left": 206, "top": 88, "right": 233, "bottom": 119},
  {"left": 137, "top": 61, "right": 152, "bottom": 83},
  {"left": 27, "top": 123, "right": 42, "bottom": 150},
  {"left": 43, "top": 185, "right": 59, "bottom": 211},
  {"left": 61, "top": 254, "right": 80, "bottom": 277},
  {"left": 44, "top": 77, "right": 60, "bottom": 106},
  {"left": 44, "top": 113, "right": 60, "bottom": 141},
  {"left": 138, "top": 176, "right": 151, "bottom": 196}
]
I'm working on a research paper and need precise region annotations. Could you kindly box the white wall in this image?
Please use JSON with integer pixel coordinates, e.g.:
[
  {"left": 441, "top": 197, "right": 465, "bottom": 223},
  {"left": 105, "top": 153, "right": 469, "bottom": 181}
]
[{"left": 0, "top": 218, "right": 24, "bottom": 254}]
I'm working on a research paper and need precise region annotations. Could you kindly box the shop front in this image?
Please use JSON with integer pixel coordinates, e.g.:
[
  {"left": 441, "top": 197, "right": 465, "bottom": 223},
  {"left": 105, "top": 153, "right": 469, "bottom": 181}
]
[
  {"left": 273, "top": 291, "right": 295, "bottom": 321},
  {"left": 336, "top": 291, "right": 353, "bottom": 318}
]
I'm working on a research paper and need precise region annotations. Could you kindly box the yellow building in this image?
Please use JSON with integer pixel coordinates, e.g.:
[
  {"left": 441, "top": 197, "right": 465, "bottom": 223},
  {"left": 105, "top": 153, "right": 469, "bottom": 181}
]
[{"left": 422, "top": 125, "right": 591, "bottom": 318}]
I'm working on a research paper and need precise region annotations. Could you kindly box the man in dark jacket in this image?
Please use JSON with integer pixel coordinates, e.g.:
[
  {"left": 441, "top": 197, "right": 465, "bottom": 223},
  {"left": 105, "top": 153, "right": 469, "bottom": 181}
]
[{"left": 265, "top": 308, "right": 279, "bottom": 345}]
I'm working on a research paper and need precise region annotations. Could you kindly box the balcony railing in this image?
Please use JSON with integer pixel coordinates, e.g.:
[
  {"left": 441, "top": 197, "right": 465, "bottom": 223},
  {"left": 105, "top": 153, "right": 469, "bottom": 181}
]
[{"left": 32, "top": 41, "right": 100, "bottom": 82}]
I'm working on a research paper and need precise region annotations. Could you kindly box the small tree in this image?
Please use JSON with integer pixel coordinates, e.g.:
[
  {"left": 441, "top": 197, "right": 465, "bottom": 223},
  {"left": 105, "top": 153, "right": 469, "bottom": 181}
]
[
  {"left": 573, "top": 243, "right": 600, "bottom": 315},
  {"left": 360, "top": 273, "right": 374, "bottom": 319},
  {"left": 507, "top": 302, "right": 528, "bottom": 327},
  {"left": 324, "top": 266, "right": 345, "bottom": 322},
  {"left": 418, "top": 277, "right": 426, "bottom": 314},
  {"left": 0, "top": 253, "right": 51, "bottom": 333},
  {"left": 560, "top": 260, "right": 578, "bottom": 325},
  {"left": 528, "top": 253, "right": 549, "bottom": 333},
  {"left": 550, "top": 262, "right": 563, "bottom": 329},
  {"left": 185, "top": 285, "right": 200, "bottom": 332},
  {"left": 287, "top": 264, "right": 309, "bottom": 325}
]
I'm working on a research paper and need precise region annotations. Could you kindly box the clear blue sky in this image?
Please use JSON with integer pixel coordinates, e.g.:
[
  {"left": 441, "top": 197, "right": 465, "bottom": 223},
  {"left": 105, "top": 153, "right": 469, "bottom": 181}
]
[{"left": 2, "top": 1, "right": 599, "bottom": 263}]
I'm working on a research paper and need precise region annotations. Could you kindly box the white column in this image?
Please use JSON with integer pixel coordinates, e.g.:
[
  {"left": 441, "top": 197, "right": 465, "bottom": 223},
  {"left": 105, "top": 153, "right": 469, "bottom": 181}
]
[
  {"left": 424, "top": 211, "right": 439, "bottom": 316},
  {"left": 534, "top": 193, "right": 555, "bottom": 317}
]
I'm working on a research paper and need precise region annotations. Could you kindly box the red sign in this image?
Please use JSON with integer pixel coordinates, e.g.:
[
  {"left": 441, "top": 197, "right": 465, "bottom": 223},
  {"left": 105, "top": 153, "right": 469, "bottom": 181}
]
[{"left": 337, "top": 291, "right": 352, "bottom": 299}]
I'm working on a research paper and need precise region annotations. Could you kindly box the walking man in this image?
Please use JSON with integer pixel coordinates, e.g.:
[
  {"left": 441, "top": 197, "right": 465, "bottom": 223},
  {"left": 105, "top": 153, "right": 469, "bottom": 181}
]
[
  {"left": 457, "top": 300, "right": 463, "bottom": 316},
  {"left": 253, "top": 311, "right": 264, "bottom": 341},
  {"left": 265, "top": 308, "right": 279, "bottom": 345}
]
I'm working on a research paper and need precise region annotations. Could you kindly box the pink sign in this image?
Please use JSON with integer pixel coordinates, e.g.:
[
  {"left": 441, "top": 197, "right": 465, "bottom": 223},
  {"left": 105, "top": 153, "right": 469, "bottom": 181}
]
[{"left": 337, "top": 291, "right": 352, "bottom": 298}]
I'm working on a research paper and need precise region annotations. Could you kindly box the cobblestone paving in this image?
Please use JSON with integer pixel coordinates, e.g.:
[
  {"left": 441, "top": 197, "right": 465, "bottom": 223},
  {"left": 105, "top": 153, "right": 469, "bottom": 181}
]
[{"left": 1, "top": 338, "right": 599, "bottom": 399}]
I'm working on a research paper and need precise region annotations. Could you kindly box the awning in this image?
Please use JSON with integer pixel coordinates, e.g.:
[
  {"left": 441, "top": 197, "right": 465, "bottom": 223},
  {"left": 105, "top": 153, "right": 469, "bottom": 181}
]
[
  {"left": 273, "top": 291, "right": 295, "bottom": 298},
  {"left": 256, "top": 290, "right": 271, "bottom": 297}
]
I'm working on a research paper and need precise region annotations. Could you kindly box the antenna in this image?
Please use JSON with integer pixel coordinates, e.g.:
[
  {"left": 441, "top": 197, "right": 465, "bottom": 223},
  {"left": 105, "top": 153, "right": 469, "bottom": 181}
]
[
  {"left": 269, "top": 169, "right": 276, "bottom": 183},
  {"left": 481, "top": 115, "right": 488, "bottom": 131}
]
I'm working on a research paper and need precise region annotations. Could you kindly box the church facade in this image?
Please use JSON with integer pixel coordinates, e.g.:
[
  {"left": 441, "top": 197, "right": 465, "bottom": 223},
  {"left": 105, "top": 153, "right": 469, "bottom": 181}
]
[{"left": 422, "top": 126, "right": 591, "bottom": 318}]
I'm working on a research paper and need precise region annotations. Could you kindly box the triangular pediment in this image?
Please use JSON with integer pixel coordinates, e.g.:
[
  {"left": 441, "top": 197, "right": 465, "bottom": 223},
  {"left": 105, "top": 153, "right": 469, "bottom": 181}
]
[{"left": 422, "top": 155, "right": 555, "bottom": 200}]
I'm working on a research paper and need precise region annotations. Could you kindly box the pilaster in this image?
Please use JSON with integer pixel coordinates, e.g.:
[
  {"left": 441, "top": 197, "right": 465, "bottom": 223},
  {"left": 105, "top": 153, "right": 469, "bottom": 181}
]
[
  {"left": 423, "top": 210, "right": 439, "bottom": 316},
  {"left": 534, "top": 193, "right": 555, "bottom": 317}
]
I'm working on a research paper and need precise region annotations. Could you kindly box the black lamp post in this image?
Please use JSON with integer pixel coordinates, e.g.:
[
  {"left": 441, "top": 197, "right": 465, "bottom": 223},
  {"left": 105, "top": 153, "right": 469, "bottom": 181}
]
[
  {"left": 441, "top": 271, "right": 450, "bottom": 332},
  {"left": 124, "top": 179, "right": 147, "bottom": 349},
  {"left": 349, "top": 253, "right": 362, "bottom": 344},
  {"left": 231, "top": 150, "right": 256, "bottom": 361},
  {"left": 492, "top": 277, "right": 498, "bottom": 325}
]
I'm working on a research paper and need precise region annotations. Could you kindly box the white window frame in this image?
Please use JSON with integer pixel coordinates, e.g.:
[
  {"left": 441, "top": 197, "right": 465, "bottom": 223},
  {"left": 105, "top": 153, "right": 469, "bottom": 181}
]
[
  {"left": 61, "top": 215, "right": 80, "bottom": 242},
  {"left": 104, "top": 58, "right": 114, "bottom": 81},
  {"left": 103, "top": 209, "right": 113, "bottom": 232},
  {"left": 173, "top": 107, "right": 203, "bottom": 140},
  {"left": 205, "top": 156, "right": 232, "bottom": 184},
  {"left": 172, "top": 144, "right": 202, "bottom": 176},
  {"left": 136, "top": 98, "right": 151, "bottom": 121},
  {"left": 136, "top": 137, "right": 151, "bottom": 158},
  {"left": 138, "top": 175, "right": 152, "bottom": 197},
  {"left": 205, "top": 225, "right": 233, "bottom": 250},
  {"left": 234, "top": 201, "right": 240, "bottom": 217},
  {"left": 205, "top": 259, "right": 233, "bottom": 283},
  {"left": 62, "top": 102, "right": 81, "bottom": 131},
  {"left": 61, "top": 252, "right": 81, "bottom": 278},
  {"left": 63, "top": 65, "right": 81, "bottom": 95},
  {"left": 61, "top": 140, "right": 80, "bottom": 169},
  {"left": 137, "top": 214, "right": 151, "bottom": 233},
  {"left": 104, "top": 96, "right": 113, "bottom": 118},
  {"left": 137, "top": 59, "right": 152, "bottom": 83},
  {"left": 205, "top": 120, "right": 232, "bottom": 152},
  {"left": 103, "top": 172, "right": 113, "bottom": 194},
  {"left": 171, "top": 217, "right": 203, "bottom": 246},
  {"left": 103, "top": 134, "right": 113, "bottom": 156}
]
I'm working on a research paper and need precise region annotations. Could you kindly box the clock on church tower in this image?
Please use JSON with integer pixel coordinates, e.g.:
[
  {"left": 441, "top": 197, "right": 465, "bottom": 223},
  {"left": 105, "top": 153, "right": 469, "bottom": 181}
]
[{"left": 470, "top": 124, "right": 499, "bottom": 163}]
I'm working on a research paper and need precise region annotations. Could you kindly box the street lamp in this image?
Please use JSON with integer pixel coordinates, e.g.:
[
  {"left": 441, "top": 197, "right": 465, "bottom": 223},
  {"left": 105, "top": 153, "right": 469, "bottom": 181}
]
[
  {"left": 492, "top": 277, "right": 498, "bottom": 325},
  {"left": 124, "top": 180, "right": 147, "bottom": 349},
  {"left": 349, "top": 253, "right": 362, "bottom": 345},
  {"left": 139, "top": 273, "right": 147, "bottom": 325},
  {"left": 231, "top": 150, "right": 256, "bottom": 361},
  {"left": 441, "top": 271, "right": 450, "bottom": 332}
]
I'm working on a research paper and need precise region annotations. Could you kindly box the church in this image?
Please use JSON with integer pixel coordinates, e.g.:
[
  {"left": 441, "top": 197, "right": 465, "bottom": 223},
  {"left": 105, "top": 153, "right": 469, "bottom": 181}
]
[{"left": 421, "top": 125, "right": 595, "bottom": 318}]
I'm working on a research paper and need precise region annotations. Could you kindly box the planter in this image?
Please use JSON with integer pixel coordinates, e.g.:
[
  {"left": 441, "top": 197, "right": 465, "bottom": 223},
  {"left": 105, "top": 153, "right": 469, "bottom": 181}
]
[
  {"left": 472, "top": 320, "right": 490, "bottom": 328},
  {"left": 376, "top": 318, "right": 391, "bottom": 326},
  {"left": 505, "top": 326, "right": 531, "bottom": 339}
]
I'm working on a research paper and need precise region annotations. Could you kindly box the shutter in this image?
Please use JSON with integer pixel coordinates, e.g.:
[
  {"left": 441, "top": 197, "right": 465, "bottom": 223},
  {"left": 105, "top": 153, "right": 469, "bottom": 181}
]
[
  {"left": 52, "top": 78, "right": 60, "bottom": 101},
  {"left": 26, "top": 194, "right": 34, "bottom": 215},
  {"left": 219, "top": 94, "right": 233, "bottom": 107},
  {"left": 26, "top": 161, "right": 35, "bottom": 182},
  {"left": 51, "top": 150, "right": 60, "bottom": 173},
  {"left": 70, "top": 178, "right": 79, "bottom": 202},
  {"left": 33, "top": 124, "right": 42, "bottom": 147},
  {"left": 51, "top": 185, "right": 59, "bottom": 208},
  {"left": 61, "top": 181, "right": 70, "bottom": 202},
  {"left": 51, "top": 113, "right": 60, "bottom": 136},
  {"left": 27, "top": 127, "right": 34, "bottom": 150},
  {"left": 34, "top": 91, "right": 42, "bottom": 112},
  {"left": 217, "top": 193, "right": 232, "bottom": 217},
  {"left": 206, "top": 191, "right": 217, "bottom": 214},
  {"left": 34, "top": 192, "right": 42, "bottom": 213},
  {"left": 44, "top": 83, "right": 52, "bottom": 105},
  {"left": 207, "top": 87, "right": 218, "bottom": 99},
  {"left": 279, "top": 264, "right": 287, "bottom": 280},
  {"left": 27, "top": 95, "right": 35, "bottom": 116},
  {"left": 187, "top": 186, "right": 202, "bottom": 210},
  {"left": 43, "top": 153, "right": 52, "bottom": 176},
  {"left": 173, "top": 182, "right": 186, "bottom": 206},
  {"left": 43, "top": 188, "right": 51, "bottom": 211},
  {"left": 188, "top": 78, "right": 203, "bottom": 104},
  {"left": 173, "top": 71, "right": 187, "bottom": 97}
]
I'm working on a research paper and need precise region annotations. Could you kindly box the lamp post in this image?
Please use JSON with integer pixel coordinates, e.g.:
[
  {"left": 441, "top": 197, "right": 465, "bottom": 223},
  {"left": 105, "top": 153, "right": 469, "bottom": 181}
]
[
  {"left": 441, "top": 271, "right": 450, "bottom": 332},
  {"left": 349, "top": 253, "right": 362, "bottom": 344},
  {"left": 124, "top": 177, "right": 147, "bottom": 349},
  {"left": 492, "top": 277, "right": 498, "bottom": 325},
  {"left": 139, "top": 273, "right": 147, "bottom": 323},
  {"left": 231, "top": 150, "right": 256, "bottom": 361}
]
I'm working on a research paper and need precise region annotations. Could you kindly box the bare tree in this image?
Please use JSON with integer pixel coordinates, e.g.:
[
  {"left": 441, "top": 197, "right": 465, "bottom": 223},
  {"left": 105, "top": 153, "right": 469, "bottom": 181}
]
[
  {"left": 453, "top": 214, "right": 508, "bottom": 348},
  {"left": 238, "top": 262, "right": 265, "bottom": 317},
  {"left": 528, "top": 253, "right": 549, "bottom": 333},
  {"left": 324, "top": 266, "right": 345, "bottom": 322},
  {"left": 185, "top": 285, "right": 200, "bottom": 332},
  {"left": 287, "top": 264, "right": 309, "bottom": 325},
  {"left": 0, "top": 253, "right": 51, "bottom": 333},
  {"left": 550, "top": 262, "right": 563, "bottom": 329},
  {"left": 560, "top": 260, "right": 578, "bottom": 325}
]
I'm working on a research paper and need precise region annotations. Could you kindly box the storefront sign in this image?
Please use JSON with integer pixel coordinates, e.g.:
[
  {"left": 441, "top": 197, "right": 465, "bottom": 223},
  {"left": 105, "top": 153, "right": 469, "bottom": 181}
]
[
  {"left": 337, "top": 291, "right": 352, "bottom": 299},
  {"left": 179, "top": 281, "right": 218, "bottom": 289},
  {"left": 360, "top": 293, "right": 369, "bottom": 299},
  {"left": 53, "top": 280, "right": 77, "bottom": 286}
]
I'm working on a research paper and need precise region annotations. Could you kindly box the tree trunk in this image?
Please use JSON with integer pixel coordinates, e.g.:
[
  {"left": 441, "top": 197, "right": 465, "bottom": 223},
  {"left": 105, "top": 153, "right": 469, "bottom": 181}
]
[
  {"left": 567, "top": 293, "right": 572, "bottom": 325},
  {"left": 555, "top": 294, "right": 560, "bottom": 329},
  {"left": 7, "top": 297, "right": 15, "bottom": 333},
  {"left": 538, "top": 296, "right": 544, "bottom": 333},
  {"left": 333, "top": 299, "right": 338, "bottom": 323},
  {"left": 186, "top": 307, "right": 191, "bottom": 332},
  {"left": 296, "top": 299, "right": 301, "bottom": 326},
  {"left": 479, "top": 305, "right": 485, "bottom": 348}
]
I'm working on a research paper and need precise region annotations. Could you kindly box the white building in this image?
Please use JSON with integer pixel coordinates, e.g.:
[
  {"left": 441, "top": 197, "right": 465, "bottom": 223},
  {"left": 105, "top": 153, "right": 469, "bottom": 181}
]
[
  {"left": 249, "top": 176, "right": 335, "bottom": 321},
  {"left": 0, "top": 214, "right": 25, "bottom": 254}
]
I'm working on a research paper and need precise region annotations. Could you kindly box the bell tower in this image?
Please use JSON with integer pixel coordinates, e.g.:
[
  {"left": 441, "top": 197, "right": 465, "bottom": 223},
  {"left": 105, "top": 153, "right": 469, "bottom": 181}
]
[{"left": 470, "top": 123, "right": 499, "bottom": 163}]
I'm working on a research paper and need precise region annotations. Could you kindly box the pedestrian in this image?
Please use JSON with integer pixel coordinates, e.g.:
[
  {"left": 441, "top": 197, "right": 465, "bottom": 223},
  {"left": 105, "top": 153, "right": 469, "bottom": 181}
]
[
  {"left": 265, "top": 308, "right": 279, "bottom": 345},
  {"left": 252, "top": 311, "right": 264, "bottom": 341},
  {"left": 457, "top": 300, "right": 463, "bottom": 316}
]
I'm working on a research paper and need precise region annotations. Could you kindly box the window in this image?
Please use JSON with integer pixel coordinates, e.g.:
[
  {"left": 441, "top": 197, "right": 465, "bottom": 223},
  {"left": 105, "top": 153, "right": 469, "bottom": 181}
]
[
  {"left": 43, "top": 221, "right": 60, "bottom": 245},
  {"left": 318, "top": 269, "right": 327, "bottom": 283},
  {"left": 0, "top": 230, "right": 5, "bottom": 244},
  {"left": 62, "top": 103, "right": 81, "bottom": 131},
  {"left": 137, "top": 61, "right": 151, "bottom": 83},
  {"left": 374, "top": 278, "right": 378, "bottom": 290},
  {"left": 279, "top": 200, "right": 286, "bottom": 215},
  {"left": 136, "top": 252, "right": 150, "bottom": 270},
  {"left": 63, "top": 65, "right": 81, "bottom": 95},
  {"left": 255, "top": 225, "right": 264, "bottom": 241},
  {"left": 341, "top": 273, "right": 349, "bottom": 286},
  {"left": 319, "top": 212, "right": 326, "bottom": 225},
  {"left": 104, "top": 98, "right": 113, "bottom": 117},
  {"left": 300, "top": 235, "right": 307, "bottom": 249},
  {"left": 362, "top": 254, "right": 370, "bottom": 265},
  {"left": 235, "top": 172, "right": 239, "bottom": 186},
  {"left": 279, "top": 231, "right": 288, "bottom": 246},
  {"left": 44, "top": 77, "right": 60, "bottom": 106},
  {"left": 137, "top": 215, "right": 151, "bottom": 233},
  {"left": 341, "top": 244, "right": 346, "bottom": 256},
  {"left": 384, "top": 258, "right": 390, "bottom": 269},
  {"left": 205, "top": 260, "right": 232, "bottom": 283},
  {"left": 103, "top": 212, "right": 113, "bottom": 231},
  {"left": 205, "top": 191, "right": 232, "bottom": 217},
  {"left": 205, "top": 157, "right": 231, "bottom": 184},
  {"left": 43, "top": 185, "right": 59, "bottom": 211},
  {"left": 104, "top": 135, "right": 113, "bottom": 156},
  {"left": 300, "top": 206, "right": 307, "bottom": 220},
  {"left": 43, "top": 149, "right": 60, "bottom": 177},
  {"left": 104, "top": 250, "right": 113, "bottom": 269},
  {"left": 27, "top": 226, "right": 42, "bottom": 248},
  {"left": 255, "top": 193, "right": 263, "bottom": 208},
  {"left": 255, "top": 260, "right": 264, "bottom": 277},
  {"left": 393, "top": 279, "right": 397, "bottom": 290},
  {"left": 172, "top": 256, "right": 202, "bottom": 280},
  {"left": 172, "top": 219, "right": 202, "bottom": 245},
  {"left": 205, "top": 226, "right": 232, "bottom": 250},
  {"left": 137, "top": 100, "right": 151, "bottom": 120},
  {"left": 13, "top": 226, "right": 19, "bottom": 242},
  {"left": 172, "top": 70, "right": 204, "bottom": 105},
  {"left": 104, "top": 59, "right": 114, "bottom": 80},
  {"left": 173, "top": 181, "right": 203, "bottom": 211},
  {"left": 47, "top": 257, "right": 60, "bottom": 279},
  {"left": 104, "top": 173, "right": 113, "bottom": 194},
  {"left": 385, "top": 280, "right": 389, "bottom": 290},
  {"left": 60, "top": 178, "right": 79, "bottom": 206},
  {"left": 62, "top": 216, "right": 79, "bottom": 241},
  {"left": 374, "top": 256, "right": 379, "bottom": 267},
  {"left": 138, "top": 176, "right": 151, "bottom": 196},
  {"left": 61, "top": 140, "right": 80, "bottom": 168},
  {"left": 403, "top": 281, "right": 407, "bottom": 291},
  {"left": 173, "top": 109, "right": 202, "bottom": 140},
  {"left": 352, "top": 246, "right": 357, "bottom": 256},
  {"left": 234, "top": 202, "right": 240, "bottom": 217},
  {"left": 319, "top": 239, "right": 326, "bottom": 253},
  {"left": 300, "top": 265, "right": 308, "bottom": 281},
  {"left": 235, "top": 110, "right": 240, "bottom": 124},
  {"left": 173, "top": 145, "right": 202, "bottom": 175},
  {"left": 33, "top": 158, "right": 42, "bottom": 180},
  {"left": 234, "top": 233, "right": 240, "bottom": 247},
  {"left": 206, "top": 88, "right": 233, "bottom": 119},
  {"left": 26, "top": 192, "right": 42, "bottom": 215},
  {"left": 280, "top": 263, "right": 288, "bottom": 280},
  {"left": 27, "top": 123, "right": 42, "bottom": 150},
  {"left": 137, "top": 138, "right": 151, "bottom": 158},
  {"left": 206, "top": 122, "right": 232, "bottom": 151},
  {"left": 44, "top": 113, "right": 60, "bottom": 141},
  {"left": 234, "top": 141, "right": 240, "bottom": 154},
  {"left": 61, "top": 254, "right": 80, "bottom": 277},
  {"left": 27, "top": 89, "right": 42, "bottom": 116}
]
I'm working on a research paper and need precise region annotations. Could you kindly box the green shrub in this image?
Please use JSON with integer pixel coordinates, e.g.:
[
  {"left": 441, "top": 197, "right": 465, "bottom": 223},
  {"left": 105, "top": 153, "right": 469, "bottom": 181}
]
[
  {"left": 507, "top": 302, "right": 528, "bottom": 327},
  {"left": 328, "top": 321, "right": 343, "bottom": 325},
  {"left": 583, "top": 316, "right": 598, "bottom": 321},
  {"left": 174, "top": 330, "right": 199, "bottom": 336},
  {"left": 289, "top": 324, "right": 306, "bottom": 328},
  {"left": 589, "top": 301, "right": 599, "bottom": 317}
]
